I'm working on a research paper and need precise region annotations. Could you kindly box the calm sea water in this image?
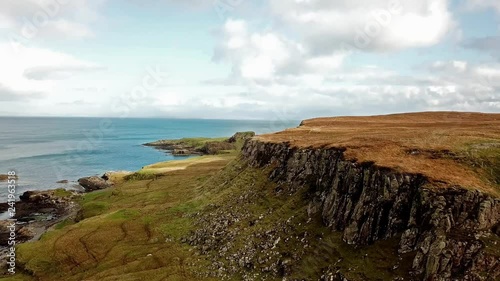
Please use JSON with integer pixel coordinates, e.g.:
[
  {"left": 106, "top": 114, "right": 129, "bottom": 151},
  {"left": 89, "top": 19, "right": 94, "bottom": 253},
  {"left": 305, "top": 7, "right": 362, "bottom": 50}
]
[{"left": 0, "top": 117, "right": 298, "bottom": 202}]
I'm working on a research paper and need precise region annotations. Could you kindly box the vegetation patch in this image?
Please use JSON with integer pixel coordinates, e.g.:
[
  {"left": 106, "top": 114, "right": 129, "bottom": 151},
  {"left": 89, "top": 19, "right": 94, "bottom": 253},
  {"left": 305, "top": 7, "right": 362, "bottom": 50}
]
[
  {"left": 123, "top": 170, "right": 159, "bottom": 181},
  {"left": 10, "top": 156, "right": 232, "bottom": 281},
  {"left": 78, "top": 201, "right": 110, "bottom": 220},
  {"left": 144, "top": 132, "right": 255, "bottom": 156}
]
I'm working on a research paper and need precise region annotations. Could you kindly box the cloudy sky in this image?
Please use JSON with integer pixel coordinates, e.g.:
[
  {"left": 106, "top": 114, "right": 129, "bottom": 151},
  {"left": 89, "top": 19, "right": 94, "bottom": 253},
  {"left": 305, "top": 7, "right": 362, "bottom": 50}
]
[{"left": 0, "top": 0, "right": 498, "bottom": 120}]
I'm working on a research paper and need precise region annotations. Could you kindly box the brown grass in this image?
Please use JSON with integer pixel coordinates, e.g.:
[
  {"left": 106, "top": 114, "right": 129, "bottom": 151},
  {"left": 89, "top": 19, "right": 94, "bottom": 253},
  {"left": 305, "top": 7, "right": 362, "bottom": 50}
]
[{"left": 256, "top": 112, "right": 500, "bottom": 195}]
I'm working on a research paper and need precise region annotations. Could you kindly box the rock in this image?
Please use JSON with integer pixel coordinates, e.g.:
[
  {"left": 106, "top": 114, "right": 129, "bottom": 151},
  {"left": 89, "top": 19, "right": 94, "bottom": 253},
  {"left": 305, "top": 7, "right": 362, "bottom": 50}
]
[
  {"left": 56, "top": 180, "right": 69, "bottom": 183},
  {"left": 20, "top": 190, "right": 52, "bottom": 203},
  {"left": 227, "top": 132, "right": 255, "bottom": 143},
  {"left": 78, "top": 176, "right": 112, "bottom": 191},
  {"left": 172, "top": 149, "right": 192, "bottom": 155},
  {"left": 19, "top": 189, "right": 77, "bottom": 205},
  {"left": 199, "top": 142, "right": 234, "bottom": 155},
  {"left": 493, "top": 223, "right": 500, "bottom": 236},
  {"left": 0, "top": 221, "right": 35, "bottom": 245},
  {"left": 0, "top": 188, "right": 80, "bottom": 245},
  {"left": 239, "top": 139, "right": 500, "bottom": 280}
]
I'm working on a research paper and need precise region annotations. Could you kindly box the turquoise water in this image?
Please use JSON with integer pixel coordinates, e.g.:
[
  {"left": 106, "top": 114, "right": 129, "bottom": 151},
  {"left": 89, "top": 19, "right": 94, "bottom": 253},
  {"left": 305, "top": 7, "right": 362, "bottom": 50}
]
[{"left": 0, "top": 117, "right": 298, "bottom": 202}]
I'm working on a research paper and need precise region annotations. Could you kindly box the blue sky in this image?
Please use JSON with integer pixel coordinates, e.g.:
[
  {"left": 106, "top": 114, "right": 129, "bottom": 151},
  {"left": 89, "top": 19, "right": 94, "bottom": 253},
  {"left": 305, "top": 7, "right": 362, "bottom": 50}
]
[{"left": 0, "top": 0, "right": 498, "bottom": 120}]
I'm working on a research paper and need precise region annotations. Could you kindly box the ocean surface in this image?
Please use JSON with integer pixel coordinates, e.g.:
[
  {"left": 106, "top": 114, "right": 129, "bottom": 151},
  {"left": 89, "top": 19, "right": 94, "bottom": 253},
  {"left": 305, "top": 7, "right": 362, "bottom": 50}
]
[{"left": 0, "top": 117, "right": 298, "bottom": 203}]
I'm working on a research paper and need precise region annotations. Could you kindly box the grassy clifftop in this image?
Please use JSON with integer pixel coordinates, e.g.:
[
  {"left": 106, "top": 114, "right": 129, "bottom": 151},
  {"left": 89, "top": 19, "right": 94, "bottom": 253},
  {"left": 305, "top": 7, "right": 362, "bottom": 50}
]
[{"left": 257, "top": 112, "right": 500, "bottom": 195}]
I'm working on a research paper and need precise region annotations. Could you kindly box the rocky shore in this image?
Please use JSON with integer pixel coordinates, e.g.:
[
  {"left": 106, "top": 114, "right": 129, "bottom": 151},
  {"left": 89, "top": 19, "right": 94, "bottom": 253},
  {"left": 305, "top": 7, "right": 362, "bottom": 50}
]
[
  {"left": 0, "top": 171, "right": 121, "bottom": 273},
  {"left": 0, "top": 188, "right": 82, "bottom": 270},
  {"left": 144, "top": 132, "right": 255, "bottom": 155}
]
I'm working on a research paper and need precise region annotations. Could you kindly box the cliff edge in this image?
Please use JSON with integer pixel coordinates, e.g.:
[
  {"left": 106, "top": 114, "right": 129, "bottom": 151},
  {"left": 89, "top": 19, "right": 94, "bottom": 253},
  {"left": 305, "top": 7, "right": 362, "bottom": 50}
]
[{"left": 239, "top": 112, "right": 499, "bottom": 280}]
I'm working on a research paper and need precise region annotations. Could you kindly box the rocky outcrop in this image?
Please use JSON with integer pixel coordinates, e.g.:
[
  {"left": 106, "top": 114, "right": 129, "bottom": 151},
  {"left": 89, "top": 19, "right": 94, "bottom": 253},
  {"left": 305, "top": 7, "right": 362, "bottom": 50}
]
[
  {"left": 78, "top": 176, "right": 112, "bottom": 191},
  {"left": 228, "top": 132, "right": 256, "bottom": 143},
  {"left": 0, "top": 189, "right": 81, "bottom": 247},
  {"left": 241, "top": 140, "right": 500, "bottom": 281},
  {"left": 144, "top": 132, "right": 256, "bottom": 156}
]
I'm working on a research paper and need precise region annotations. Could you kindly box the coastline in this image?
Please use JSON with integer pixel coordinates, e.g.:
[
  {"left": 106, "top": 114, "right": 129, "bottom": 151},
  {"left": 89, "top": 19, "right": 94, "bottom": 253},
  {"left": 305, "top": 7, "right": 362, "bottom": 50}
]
[
  {"left": 0, "top": 115, "right": 498, "bottom": 280},
  {"left": 0, "top": 170, "right": 131, "bottom": 276},
  {"left": 0, "top": 132, "right": 248, "bottom": 275}
]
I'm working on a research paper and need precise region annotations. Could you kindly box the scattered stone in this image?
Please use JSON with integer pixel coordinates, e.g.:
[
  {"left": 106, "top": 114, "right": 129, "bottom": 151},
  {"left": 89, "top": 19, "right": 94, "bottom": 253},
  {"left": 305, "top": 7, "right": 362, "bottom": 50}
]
[
  {"left": 0, "top": 189, "right": 81, "bottom": 247},
  {"left": 78, "top": 176, "right": 112, "bottom": 191}
]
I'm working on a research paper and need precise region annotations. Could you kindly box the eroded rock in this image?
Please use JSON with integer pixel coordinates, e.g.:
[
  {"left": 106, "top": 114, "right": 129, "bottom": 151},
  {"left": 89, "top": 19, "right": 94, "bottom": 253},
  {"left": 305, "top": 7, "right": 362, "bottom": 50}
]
[{"left": 78, "top": 176, "right": 112, "bottom": 191}]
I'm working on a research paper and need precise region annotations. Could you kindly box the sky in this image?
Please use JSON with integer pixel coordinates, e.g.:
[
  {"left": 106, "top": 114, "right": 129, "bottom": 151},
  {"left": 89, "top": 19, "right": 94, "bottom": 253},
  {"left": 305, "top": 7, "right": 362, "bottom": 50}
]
[{"left": 0, "top": 0, "right": 499, "bottom": 120}]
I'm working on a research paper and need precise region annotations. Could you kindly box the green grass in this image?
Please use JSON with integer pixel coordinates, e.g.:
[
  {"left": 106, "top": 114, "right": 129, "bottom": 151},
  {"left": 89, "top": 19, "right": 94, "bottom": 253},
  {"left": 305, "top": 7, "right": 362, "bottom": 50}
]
[
  {"left": 146, "top": 134, "right": 254, "bottom": 156},
  {"left": 55, "top": 219, "right": 75, "bottom": 230},
  {"left": 5, "top": 153, "right": 414, "bottom": 281},
  {"left": 108, "top": 209, "right": 141, "bottom": 220},
  {"left": 52, "top": 188, "right": 73, "bottom": 198},
  {"left": 5, "top": 156, "right": 229, "bottom": 281},
  {"left": 154, "top": 137, "right": 227, "bottom": 150},
  {"left": 123, "top": 170, "right": 159, "bottom": 181}
]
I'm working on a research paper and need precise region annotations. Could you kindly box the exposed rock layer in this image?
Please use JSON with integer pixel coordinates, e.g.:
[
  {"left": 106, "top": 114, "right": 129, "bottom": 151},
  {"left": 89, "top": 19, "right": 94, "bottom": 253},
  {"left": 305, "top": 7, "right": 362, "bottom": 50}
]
[{"left": 241, "top": 140, "right": 500, "bottom": 281}]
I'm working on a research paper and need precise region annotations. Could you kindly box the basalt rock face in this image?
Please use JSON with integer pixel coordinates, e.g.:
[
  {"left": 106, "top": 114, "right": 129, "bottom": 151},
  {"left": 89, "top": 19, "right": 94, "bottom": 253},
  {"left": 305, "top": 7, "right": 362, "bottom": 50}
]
[{"left": 241, "top": 140, "right": 500, "bottom": 281}]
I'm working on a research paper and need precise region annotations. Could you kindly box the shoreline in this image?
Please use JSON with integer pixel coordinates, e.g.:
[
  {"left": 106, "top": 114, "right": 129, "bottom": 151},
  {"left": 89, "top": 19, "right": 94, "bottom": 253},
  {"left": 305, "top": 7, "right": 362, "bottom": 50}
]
[
  {"left": 0, "top": 153, "right": 205, "bottom": 271},
  {"left": 0, "top": 171, "right": 125, "bottom": 274},
  {"left": 0, "top": 132, "right": 254, "bottom": 276}
]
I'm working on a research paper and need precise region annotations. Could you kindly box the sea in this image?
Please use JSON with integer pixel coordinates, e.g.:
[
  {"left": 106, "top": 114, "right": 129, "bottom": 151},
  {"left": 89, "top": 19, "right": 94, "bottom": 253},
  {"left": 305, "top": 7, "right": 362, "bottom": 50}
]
[{"left": 0, "top": 117, "right": 299, "bottom": 203}]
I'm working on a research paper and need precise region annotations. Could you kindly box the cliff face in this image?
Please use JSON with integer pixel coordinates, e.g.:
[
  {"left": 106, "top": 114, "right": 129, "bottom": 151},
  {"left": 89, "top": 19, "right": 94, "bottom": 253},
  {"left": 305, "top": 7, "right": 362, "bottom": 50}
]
[{"left": 242, "top": 140, "right": 500, "bottom": 281}]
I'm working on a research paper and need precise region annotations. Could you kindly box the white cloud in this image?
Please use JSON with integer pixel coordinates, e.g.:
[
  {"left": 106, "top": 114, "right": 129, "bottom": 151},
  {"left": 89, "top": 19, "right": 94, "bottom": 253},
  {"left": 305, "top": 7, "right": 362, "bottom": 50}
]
[
  {"left": 0, "top": 0, "right": 497, "bottom": 119},
  {"left": 0, "top": 43, "right": 104, "bottom": 100},
  {"left": 270, "top": 0, "right": 455, "bottom": 53},
  {"left": 430, "top": 60, "right": 468, "bottom": 73},
  {"left": 214, "top": 19, "right": 347, "bottom": 81},
  {"left": 200, "top": 56, "right": 500, "bottom": 119},
  {"left": 0, "top": 0, "right": 104, "bottom": 41},
  {"left": 203, "top": 1, "right": 500, "bottom": 120}
]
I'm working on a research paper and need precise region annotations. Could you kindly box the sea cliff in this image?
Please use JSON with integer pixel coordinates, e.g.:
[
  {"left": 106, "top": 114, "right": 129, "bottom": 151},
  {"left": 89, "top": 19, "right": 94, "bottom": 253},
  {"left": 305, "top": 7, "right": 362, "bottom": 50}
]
[{"left": 241, "top": 140, "right": 499, "bottom": 280}]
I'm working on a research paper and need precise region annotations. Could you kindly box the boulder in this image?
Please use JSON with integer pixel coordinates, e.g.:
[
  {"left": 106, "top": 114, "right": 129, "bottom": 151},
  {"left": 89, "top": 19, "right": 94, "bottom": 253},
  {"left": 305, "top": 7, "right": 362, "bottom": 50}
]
[
  {"left": 20, "top": 190, "right": 52, "bottom": 203},
  {"left": 172, "top": 149, "right": 192, "bottom": 155},
  {"left": 227, "top": 132, "right": 255, "bottom": 143},
  {"left": 78, "top": 176, "right": 112, "bottom": 191}
]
